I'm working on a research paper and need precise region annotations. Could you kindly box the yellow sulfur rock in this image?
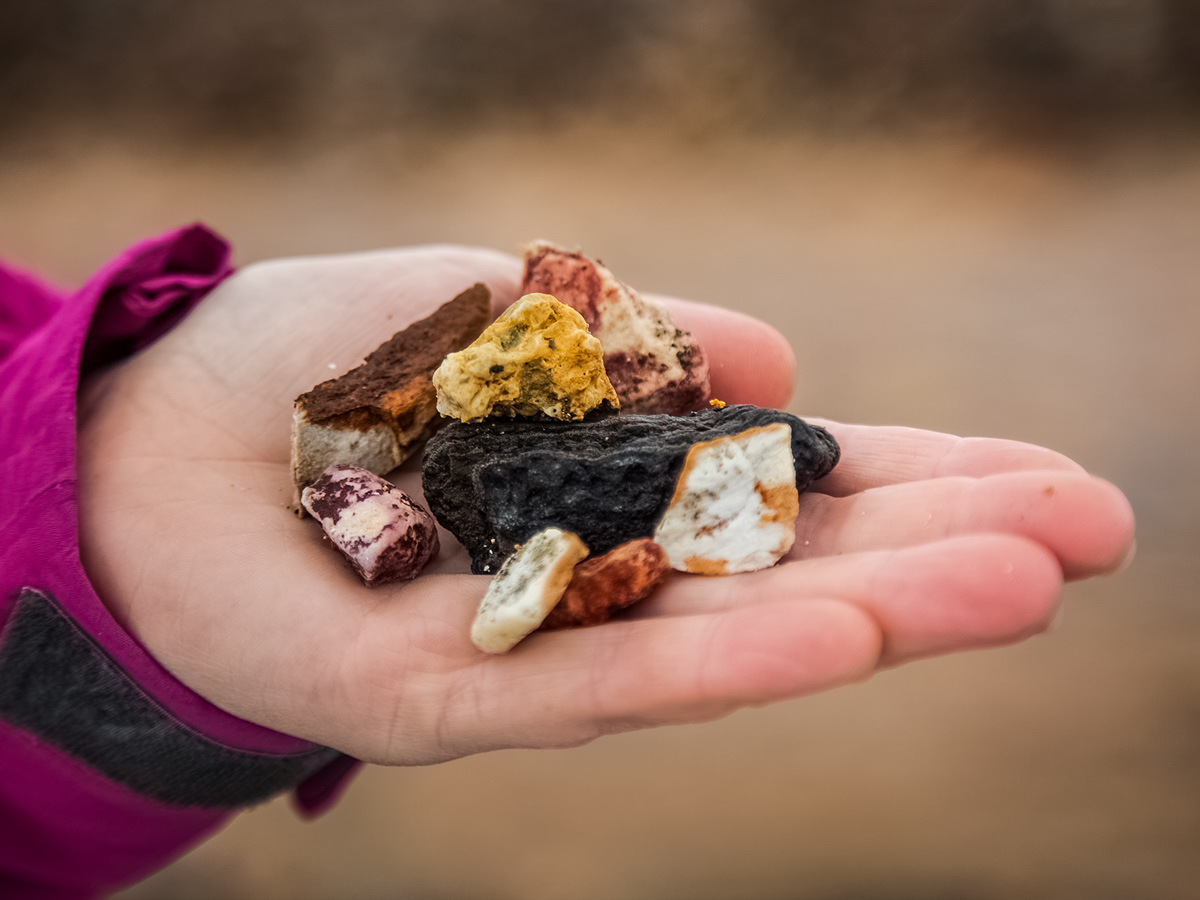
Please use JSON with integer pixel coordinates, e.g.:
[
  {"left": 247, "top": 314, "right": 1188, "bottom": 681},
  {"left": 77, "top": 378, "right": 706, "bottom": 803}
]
[{"left": 433, "top": 293, "right": 620, "bottom": 422}]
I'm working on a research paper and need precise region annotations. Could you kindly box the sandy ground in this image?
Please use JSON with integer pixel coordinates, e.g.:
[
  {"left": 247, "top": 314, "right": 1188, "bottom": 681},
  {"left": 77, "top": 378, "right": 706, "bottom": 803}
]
[{"left": 2, "top": 128, "right": 1197, "bottom": 899}]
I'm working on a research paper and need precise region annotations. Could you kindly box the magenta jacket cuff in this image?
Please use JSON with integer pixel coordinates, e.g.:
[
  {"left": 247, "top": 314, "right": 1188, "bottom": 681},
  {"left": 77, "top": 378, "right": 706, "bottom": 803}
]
[{"left": 0, "top": 226, "right": 359, "bottom": 899}]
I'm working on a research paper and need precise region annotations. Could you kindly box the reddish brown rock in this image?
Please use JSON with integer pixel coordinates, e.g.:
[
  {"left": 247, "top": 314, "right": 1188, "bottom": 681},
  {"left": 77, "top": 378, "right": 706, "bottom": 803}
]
[
  {"left": 541, "top": 538, "right": 671, "bottom": 630},
  {"left": 521, "top": 242, "right": 711, "bottom": 414}
]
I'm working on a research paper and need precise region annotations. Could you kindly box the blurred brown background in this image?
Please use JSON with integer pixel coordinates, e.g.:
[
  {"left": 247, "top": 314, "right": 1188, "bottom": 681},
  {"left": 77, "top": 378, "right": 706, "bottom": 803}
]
[{"left": 3, "top": 2, "right": 1198, "bottom": 898}]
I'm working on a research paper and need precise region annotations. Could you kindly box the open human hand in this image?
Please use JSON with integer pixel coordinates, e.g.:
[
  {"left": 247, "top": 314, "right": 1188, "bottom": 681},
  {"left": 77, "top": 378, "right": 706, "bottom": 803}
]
[{"left": 77, "top": 246, "right": 1135, "bottom": 766}]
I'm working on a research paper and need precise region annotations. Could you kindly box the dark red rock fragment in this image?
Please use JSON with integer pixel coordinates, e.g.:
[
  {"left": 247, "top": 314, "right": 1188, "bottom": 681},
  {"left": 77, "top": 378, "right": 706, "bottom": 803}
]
[{"left": 541, "top": 539, "right": 671, "bottom": 630}]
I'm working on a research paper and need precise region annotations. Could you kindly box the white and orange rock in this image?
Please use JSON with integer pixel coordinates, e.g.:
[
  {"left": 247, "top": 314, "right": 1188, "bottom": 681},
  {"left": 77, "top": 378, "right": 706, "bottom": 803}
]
[{"left": 653, "top": 424, "right": 799, "bottom": 575}]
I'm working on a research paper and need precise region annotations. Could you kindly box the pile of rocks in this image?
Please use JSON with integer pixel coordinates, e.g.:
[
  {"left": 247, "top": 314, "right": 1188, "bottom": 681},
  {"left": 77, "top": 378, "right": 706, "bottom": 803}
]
[{"left": 291, "top": 243, "right": 839, "bottom": 653}]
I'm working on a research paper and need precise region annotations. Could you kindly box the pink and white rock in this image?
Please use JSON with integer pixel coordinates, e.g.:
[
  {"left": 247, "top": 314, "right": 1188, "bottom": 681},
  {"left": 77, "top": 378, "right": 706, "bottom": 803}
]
[
  {"left": 301, "top": 465, "right": 439, "bottom": 586},
  {"left": 471, "top": 528, "right": 589, "bottom": 654},
  {"left": 521, "top": 242, "right": 711, "bottom": 415},
  {"left": 653, "top": 424, "right": 799, "bottom": 575},
  {"left": 541, "top": 538, "right": 671, "bottom": 630}
]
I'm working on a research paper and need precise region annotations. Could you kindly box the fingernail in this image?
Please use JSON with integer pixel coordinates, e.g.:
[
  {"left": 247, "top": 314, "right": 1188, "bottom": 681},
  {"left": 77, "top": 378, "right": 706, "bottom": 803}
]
[
  {"left": 1114, "top": 539, "right": 1137, "bottom": 575},
  {"left": 1045, "top": 601, "right": 1067, "bottom": 633}
]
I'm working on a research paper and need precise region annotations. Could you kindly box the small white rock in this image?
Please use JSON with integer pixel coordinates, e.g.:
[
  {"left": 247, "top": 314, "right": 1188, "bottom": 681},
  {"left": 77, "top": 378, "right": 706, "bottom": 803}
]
[
  {"left": 470, "top": 528, "right": 589, "bottom": 654},
  {"left": 653, "top": 424, "right": 799, "bottom": 575}
]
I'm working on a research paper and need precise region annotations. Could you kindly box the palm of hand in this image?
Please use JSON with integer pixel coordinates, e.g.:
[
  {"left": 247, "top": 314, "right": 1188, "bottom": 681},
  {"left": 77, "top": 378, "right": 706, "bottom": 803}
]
[{"left": 77, "top": 247, "right": 1134, "bottom": 765}]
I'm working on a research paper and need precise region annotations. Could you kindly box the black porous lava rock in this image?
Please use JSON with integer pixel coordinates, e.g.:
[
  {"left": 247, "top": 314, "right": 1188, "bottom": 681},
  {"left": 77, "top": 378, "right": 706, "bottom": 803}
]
[{"left": 422, "top": 405, "right": 839, "bottom": 574}]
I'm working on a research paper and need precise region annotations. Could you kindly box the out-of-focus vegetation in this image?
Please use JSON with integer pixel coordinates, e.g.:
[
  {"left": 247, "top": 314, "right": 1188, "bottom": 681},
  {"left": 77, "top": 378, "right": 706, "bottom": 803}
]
[{"left": 3, "top": 0, "right": 1200, "bottom": 142}]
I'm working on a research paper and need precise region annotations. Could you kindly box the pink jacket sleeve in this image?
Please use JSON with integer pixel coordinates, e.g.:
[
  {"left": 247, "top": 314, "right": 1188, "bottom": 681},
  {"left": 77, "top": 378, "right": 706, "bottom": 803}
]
[{"left": 0, "top": 225, "right": 358, "bottom": 899}]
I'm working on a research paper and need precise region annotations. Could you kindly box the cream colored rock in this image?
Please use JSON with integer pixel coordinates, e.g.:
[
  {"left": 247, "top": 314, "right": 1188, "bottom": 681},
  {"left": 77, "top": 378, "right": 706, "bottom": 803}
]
[
  {"left": 653, "top": 424, "right": 799, "bottom": 575},
  {"left": 471, "top": 528, "right": 589, "bottom": 654},
  {"left": 433, "top": 293, "right": 619, "bottom": 422}
]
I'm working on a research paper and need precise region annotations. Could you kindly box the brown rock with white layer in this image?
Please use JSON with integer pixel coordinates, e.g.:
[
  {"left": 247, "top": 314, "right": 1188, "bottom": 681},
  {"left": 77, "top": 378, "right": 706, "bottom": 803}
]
[
  {"left": 653, "top": 423, "right": 799, "bottom": 575},
  {"left": 291, "top": 283, "right": 492, "bottom": 502},
  {"left": 521, "top": 242, "right": 711, "bottom": 415},
  {"left": 541, "top": 538, "right": 670, "bottom": 630}
]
